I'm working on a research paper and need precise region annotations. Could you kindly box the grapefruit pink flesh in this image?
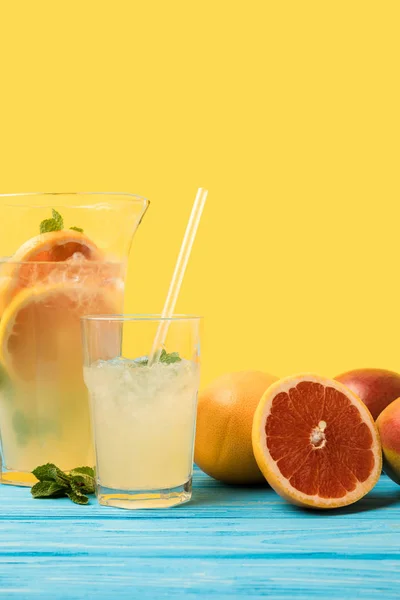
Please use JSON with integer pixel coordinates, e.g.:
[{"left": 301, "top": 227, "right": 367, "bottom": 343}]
[
  {"left": 0, "top": 230, "right": 104, "bottom": 311},
  {"left": 0, "top": 283, "right": 120, "bottom": 383},
  {"left": 252, "top": 374, "right": 382, "bottom": 508}
]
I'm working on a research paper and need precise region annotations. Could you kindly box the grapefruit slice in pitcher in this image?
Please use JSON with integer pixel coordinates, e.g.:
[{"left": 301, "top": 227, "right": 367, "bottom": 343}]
[
  {"left": 0, "top": 282, "right": 121, "bottom": 382},
  {"left": 0, "top": 230, "right": 104, "bottom": 311},
  {"left": 11, "top": 229, "right": 102, "bottom": 263},
  {"left": 252, "top": 374, "right": 382, "bottom": 509}
]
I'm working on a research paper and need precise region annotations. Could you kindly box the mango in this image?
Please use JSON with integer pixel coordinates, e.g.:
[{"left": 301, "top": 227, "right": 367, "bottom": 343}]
[
  {"left": 376, "top": 397, "right": 400, "bottom": 485},
  {"left": 335, "top": 368, "right": 400, "bottom": 420}
]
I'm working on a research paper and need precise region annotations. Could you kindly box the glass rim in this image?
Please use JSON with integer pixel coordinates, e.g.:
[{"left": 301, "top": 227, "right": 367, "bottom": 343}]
[
  {"left": 0, "top": 259, "right": 123, "bottom": 264},
  {"left": 0, "top": 191, "right": 150, "bottom": 209},
  {"left": 81, "top": 313, "right": 202, "bottom": 322}
]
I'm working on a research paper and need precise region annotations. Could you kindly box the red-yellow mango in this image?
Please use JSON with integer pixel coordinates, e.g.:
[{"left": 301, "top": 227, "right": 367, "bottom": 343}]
[
  {"left": 335, "top": 368, "right": 400, "bottom": 420},
  {"left": 377, "top": 397, "right": 400, "bottom": 485}
]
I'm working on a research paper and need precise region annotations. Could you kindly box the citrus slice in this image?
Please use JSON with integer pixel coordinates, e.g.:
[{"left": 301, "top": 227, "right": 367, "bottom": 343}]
[
  {"left": 11, "top": 230, "right": 102, "bottom": 263},
  {"left": 0, "top": 230, "right": 104, "bottom": 312},
  {"left": 0, "top": 282, "right": 121, "bottom": 382},
  {"left": 252, "top": 374, "right": 382, "bottom": 509}
]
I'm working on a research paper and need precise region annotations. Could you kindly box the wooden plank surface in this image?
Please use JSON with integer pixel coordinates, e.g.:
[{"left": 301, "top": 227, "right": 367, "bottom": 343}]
[{"left": 0, "top": 468, "right": 399, "bottom": 599}]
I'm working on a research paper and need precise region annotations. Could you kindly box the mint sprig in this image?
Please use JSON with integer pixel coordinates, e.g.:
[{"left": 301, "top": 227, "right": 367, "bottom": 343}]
[
  {"left": 39, "top": 209, "right": 84, "bottom": 234},
  {"left": 159, "top": 349, "right": 181, "bottom": 364},
  {"left": 31, "top": 463, "right": 95, "bottom": 505},
  {"left": 134, "top": 349, "right": 182, "bottom": 367},
  {"left": 40, "top": 209, "right": 64, "bottom": 234}
]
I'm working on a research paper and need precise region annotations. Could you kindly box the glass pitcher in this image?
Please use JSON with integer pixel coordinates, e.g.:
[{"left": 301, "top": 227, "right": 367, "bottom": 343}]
[{"left": 0, "top": 192, "right": 149, "bottom": 485}]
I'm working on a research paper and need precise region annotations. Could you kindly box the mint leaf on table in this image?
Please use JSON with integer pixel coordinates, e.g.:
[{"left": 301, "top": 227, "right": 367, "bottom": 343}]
[
  {"left": 32, "top": 463, "right": 69, "bottom": 485},
  {"left": 70, "top": 473, "right": 95, "bottom": 495},
  {"left": 31, "top": 463, "right": 95, "bottom": 505},
  {"left": 70, "top": 466, "right": 94, "bottom": 478},
  {"left": 69, "top": 467, "right": 95, "bottom": 494},
  {"left": 31, "top": 481, "right": 67, "bottom": 498},
  {"left": 70, "top": 226, "right": 84, "bottom": 233},
  {"left": 159, "top": 349, "right": 181, "bottom": 364},
  {"left": 67, "top": 490, "right": 89, "bottom": 505}
]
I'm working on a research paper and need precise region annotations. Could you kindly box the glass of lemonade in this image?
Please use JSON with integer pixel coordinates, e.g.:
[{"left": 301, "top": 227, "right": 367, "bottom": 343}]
[
  {"left": 0, "top": 193, "right": 149, "bottom": 485},
  {"left": 82, "top": 314, "right": 201, "bottom": 509}
]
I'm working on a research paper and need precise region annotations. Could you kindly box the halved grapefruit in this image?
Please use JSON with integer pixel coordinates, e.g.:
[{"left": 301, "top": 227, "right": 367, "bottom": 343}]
[
  {"left": 0, "top": 282, "right": 120, "bottom": 382},
  {"left": 11, "top": 230, "right": 102, "bottom": 263},
  {"left": 0, "top": 230, "right": 105, "bottom": 311},
  {"left": 252, "top": 374, "right": 382, "bottom": 509}
]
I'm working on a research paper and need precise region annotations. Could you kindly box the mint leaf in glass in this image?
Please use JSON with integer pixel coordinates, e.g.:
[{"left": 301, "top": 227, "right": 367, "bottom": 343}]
[
  {"left": 39, "top": 209, "right": 64, "bottom": 233},
  {"left": 133, "top": 356, "right": 149, "bottom": 366},
  {"left": 40, "top": 218, "right": 61, "bottom": 234},
  {"left": 159, "top": 349, "right": 181, "bottom": 364},
  {"left": 52, "top": 209, "right": 63, "bottom": 229},
  {"left": 131, "top": 351, "right": 181, "bottom": 367},
  {"left": 39, "top": 209, "right": 82, "bottom": 234},
  {"left": 12, "top": 411, "right": 32, "bottom": 447},
  {"left": 0, "top": 364, "right": 14, "bottom": 405}
]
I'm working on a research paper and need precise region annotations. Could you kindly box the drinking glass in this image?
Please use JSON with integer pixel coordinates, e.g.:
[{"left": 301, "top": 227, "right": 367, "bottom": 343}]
[{"left": 82, "top": 314, "right": 201, "bottom": 509}]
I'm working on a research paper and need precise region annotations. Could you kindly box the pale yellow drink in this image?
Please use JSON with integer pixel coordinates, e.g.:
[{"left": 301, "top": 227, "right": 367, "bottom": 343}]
[
  {"left": 0, "top": 192, "right": 149, "bottom": 487},
  {"left": 84, "top": 358, "right": 199, "bottom": 491},
  {"left": 0, "top": 260, "right": 125, "bottom": 481}
]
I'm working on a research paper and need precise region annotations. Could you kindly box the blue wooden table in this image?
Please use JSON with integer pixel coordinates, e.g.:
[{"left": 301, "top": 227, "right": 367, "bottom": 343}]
[{"left": 0, "top": 468, "right": 399, "bottom": 599}]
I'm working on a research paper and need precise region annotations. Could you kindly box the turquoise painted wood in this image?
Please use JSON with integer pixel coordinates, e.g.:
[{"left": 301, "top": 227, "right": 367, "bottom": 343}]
[{"left": 0, "top": 468, "right": 399, "bottom": 599}]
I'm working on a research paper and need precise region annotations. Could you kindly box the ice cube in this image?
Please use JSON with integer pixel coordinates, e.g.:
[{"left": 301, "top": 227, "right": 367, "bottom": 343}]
[{"left": 67, "top": 252, "right": 87, "bottom": 262}]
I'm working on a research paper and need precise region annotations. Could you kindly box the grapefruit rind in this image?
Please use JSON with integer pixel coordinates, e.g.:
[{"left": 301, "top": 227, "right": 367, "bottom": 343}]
[
  {"left": 195, "top": 371, "right": 278, "bottom": 484},
  {"left": 0, "top": 282, "right": 119, "bottom": 382},
  {"left": 252, "top": 373, "right": 382, "bottom": 509},
  {"left": 11, "top": 230, "right": 103, "bottom": 263},
  {"left": 0, "top": 230, "right": 104, "bottom": 309}
]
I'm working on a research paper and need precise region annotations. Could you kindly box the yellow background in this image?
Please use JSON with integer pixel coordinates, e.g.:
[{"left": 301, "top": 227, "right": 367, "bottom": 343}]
[{"left": 0, "top": 1, "right": 399, "bottom": 386}]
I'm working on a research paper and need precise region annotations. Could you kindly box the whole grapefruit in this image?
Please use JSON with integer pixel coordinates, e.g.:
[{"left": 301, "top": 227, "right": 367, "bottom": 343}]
[{"left": 195, "top": 371, "right": 278, "bottom": 484}]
